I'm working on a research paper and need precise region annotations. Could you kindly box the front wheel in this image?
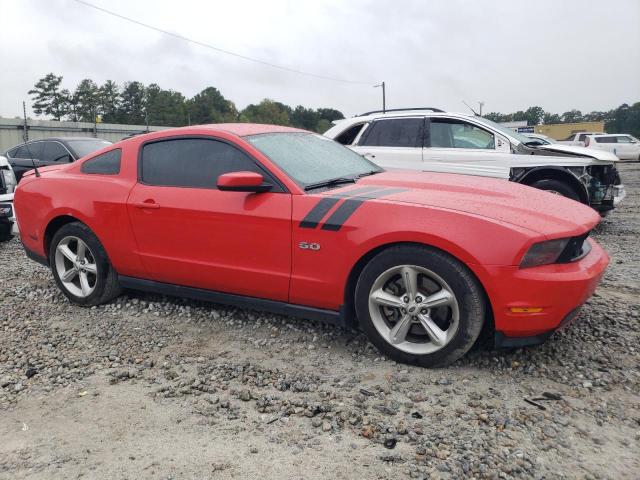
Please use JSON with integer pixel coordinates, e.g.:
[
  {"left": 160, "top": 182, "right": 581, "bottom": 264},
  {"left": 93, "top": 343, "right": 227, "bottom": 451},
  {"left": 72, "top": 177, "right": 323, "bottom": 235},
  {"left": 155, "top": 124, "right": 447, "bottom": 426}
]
[
  {"left": 49, "top": 222, "right": 121, "bottom": 306},
  {"left": 355, "top": 245, "right": 486, "bottom": 367},
  {"left": 529, "top": 178, "right": 581, "bottom": 202}
]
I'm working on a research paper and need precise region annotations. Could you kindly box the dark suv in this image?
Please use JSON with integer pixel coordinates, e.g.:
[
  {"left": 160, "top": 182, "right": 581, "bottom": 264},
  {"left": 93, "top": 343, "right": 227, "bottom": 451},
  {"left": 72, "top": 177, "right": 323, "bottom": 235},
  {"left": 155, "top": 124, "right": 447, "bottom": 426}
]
[{"left": 5, "top": 137, "right": 112, "bottom": 182}]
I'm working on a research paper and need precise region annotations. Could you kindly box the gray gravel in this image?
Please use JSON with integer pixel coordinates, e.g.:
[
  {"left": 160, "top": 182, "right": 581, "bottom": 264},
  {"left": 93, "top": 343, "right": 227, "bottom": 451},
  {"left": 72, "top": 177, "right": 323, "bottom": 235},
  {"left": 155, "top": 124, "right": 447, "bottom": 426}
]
[{"left": 1, "top": 163, "right": 639, "bottom": 479}]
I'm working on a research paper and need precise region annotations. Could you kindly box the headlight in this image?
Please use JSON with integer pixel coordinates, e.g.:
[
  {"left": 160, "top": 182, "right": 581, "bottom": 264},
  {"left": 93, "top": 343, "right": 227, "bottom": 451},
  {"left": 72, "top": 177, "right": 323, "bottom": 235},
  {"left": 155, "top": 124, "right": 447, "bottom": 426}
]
[
  {"left": 520, "top": 238, "right": 569, "bottom": 268},
  {"left": 1, "top": 169, "right": 16, "bottom": 193}
]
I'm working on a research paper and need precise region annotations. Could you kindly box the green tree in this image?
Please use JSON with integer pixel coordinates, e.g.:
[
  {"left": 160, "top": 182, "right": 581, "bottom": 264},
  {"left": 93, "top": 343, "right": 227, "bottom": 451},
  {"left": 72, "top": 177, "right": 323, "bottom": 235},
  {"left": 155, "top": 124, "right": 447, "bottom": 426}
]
[
  {"left": 145, "top": 84, "right": 188, "bottom": 126},
  {"left": 543, "top": 112, "right": 561, "bottom": 124},
  {"left": 316, "top": 118, "right": 331, "bottom": 133},
  {"left": 484, "top": 112, "right": 512, "bottom": 122},
  {"left": 239, "top": 99, "right": 291, "bottom": 126},
  {"left": 523, "top": 106, "right": 545, "bottom": 126},
  {"left": 118, "top": 81, "right": 146, "bottom": 124},
  {"left": 561, "top": 109, "right": 583, "bottom": 123},
  {"left": 73, "top": 79, "right": 100, "bottom": 122},
  {"left": 99, "top": 80, "right": 120, "bottom": 123},
  {"left": 316, "top": 108, "right": 344, "bottom": 124},
  {"left": 186, "top": 87, "right": 237, "bottom": 124},
  {"left": 28, "top": 73, "right": 68, "bottom": 120},
  {"left": 290, "top": 105, "right": 319, "bottom": 130}
]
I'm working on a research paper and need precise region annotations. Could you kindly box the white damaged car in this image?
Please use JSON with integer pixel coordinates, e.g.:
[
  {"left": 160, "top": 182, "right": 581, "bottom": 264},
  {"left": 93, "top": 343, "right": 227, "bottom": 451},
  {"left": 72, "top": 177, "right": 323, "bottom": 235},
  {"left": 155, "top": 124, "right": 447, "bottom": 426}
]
[
  {"left": 325, "top": 108, "right": 626, "bottom": 214},
  {"left": 0, "top": 155, "right": 17, "bottom": 241}
]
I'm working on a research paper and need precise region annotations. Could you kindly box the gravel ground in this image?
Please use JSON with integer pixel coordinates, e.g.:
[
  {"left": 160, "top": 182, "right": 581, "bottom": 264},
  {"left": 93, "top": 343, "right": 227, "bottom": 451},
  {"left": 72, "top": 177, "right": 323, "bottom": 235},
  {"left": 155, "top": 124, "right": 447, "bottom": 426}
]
[{"left": 1, "top": 163, "right": 638, "bottom": 480}]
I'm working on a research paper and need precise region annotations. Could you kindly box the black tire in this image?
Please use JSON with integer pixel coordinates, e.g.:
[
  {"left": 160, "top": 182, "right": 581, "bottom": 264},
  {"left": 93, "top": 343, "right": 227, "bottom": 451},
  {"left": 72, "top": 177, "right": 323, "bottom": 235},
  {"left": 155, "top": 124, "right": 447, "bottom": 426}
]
[
  {"left": 49, "top": 221, "right": 121, "bottom": 306},
  {"left": 354, "top": 245, "right": 486, "bottom": 368},
  {"left": 529, "top": 178, "right": 581, "bottom": 202},
  {"left": 0, "top": 223, "right": 12, "bottom": 242}
]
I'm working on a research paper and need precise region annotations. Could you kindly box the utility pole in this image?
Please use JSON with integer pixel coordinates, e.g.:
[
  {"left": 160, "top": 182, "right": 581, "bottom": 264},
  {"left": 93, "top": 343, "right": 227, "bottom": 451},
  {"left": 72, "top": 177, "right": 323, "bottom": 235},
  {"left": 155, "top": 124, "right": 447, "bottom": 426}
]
[
  {"left": 22, "top": 101, "right": 29, "bottom": 142},
  {"left": 374, "top": 82, "right": 386, "bottom": 113},
  {"left": 478, "top": 101, "right": 485, "bottom": 116}
]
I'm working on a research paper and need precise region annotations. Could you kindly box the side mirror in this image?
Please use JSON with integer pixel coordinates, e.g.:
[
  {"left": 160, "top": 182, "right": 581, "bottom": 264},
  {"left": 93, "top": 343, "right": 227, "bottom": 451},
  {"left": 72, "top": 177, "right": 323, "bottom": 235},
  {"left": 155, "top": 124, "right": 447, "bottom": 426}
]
[{"left": 217, "top": 171, "right": 271, "bottom": 192}]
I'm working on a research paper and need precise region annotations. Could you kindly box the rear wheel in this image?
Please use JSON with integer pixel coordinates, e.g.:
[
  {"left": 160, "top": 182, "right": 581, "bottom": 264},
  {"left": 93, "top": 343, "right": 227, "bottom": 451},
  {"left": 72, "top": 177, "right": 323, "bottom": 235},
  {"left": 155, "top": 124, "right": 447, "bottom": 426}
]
[
  {"left": 355, "top": 245, "right": 486, "bottom": 367},
  {"left": 49, "top": 222, "right": 121, "bottom": 306},
  {"left": 529, "top": 178, "right": 581, "bottom": 202}
]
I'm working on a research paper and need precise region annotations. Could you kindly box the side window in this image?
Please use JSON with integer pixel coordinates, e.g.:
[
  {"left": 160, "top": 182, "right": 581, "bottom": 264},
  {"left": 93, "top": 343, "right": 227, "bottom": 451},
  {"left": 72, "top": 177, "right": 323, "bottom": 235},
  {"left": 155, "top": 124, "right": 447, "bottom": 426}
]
[
  {"left": 429, "top": 119, "right": 495, "bottom": 149},
  {"left": 578, "top": 134, "right": 588, "bottom": 142},
  {"left": 335, "top": 124, "right": 365, "bottom": 145},
  {"left": 81, "top": 149, "right": 121, "bottom": 175},
  {"left": 6, "top": 147, "right": 19, "bottom": 158},
  {"left": 595, "top": 137, "right": 616, "bottom": 143},
  {"left": 615, "top": 136, "right": 632, "bottom": 143},
  {"left": 41, "top": 142, "right": 72, "bottom": 162},
  {"left": 359, "top": 118, "right": 423, "bottom": 147},
  {"left": 15, "top": 142, "right": 43, "bottom": 159},
  {"left": 141, "top": 138, "right": 277, "bottom": 190}
]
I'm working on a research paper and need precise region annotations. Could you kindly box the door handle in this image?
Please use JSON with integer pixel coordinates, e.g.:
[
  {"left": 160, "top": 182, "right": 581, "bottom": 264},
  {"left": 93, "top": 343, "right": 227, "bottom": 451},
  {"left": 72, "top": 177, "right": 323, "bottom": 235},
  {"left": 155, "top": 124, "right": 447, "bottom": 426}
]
[
  {"left": 364, "top": 153, "right": 376, "bottom": 159},
  {"left": 131, "top": 201, "right": 160, "bottom": 209}
]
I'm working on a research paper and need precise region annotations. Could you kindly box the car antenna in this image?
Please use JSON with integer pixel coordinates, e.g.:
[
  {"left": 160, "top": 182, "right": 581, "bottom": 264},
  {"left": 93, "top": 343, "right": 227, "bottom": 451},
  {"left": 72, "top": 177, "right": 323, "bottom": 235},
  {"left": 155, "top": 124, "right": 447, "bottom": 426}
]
[
  {"left": 462, "top": 100, "right": 479, "bottom": 116},
  {"left": 20, "top": 102, "right": 40, "bottom": 177}
]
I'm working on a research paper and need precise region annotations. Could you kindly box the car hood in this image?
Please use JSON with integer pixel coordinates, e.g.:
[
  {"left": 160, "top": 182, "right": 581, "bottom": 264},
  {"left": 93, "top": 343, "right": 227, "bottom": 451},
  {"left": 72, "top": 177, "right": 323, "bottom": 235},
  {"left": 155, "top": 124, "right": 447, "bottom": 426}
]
[
  {"left": 340, "top": 171, "right": 600, "bottom": 237},
  {"left": 536, "top": 144, "right": 619, "bottom": 162}
]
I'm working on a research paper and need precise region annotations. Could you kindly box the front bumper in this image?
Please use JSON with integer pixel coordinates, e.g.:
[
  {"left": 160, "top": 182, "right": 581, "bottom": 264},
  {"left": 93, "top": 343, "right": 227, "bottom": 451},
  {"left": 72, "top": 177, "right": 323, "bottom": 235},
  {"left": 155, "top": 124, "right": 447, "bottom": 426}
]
[
  {"left": 0, "top": 201, "right": 14, "bottom": 224},
  {"left": 478, "top": 238, "right": 609, "bottom": 341}
]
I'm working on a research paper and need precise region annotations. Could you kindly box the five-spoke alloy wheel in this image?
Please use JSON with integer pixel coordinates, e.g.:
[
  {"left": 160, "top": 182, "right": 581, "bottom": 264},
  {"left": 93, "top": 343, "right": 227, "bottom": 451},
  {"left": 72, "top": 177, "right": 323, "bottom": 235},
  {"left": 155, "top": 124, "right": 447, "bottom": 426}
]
[
  {"left": 49, "top": 221, "right": 121, "bottom": 306},
  {"left": 54, "top": 236, "right": 98, "bottom": 298},
  {"left": 368, "top": 265, "right": 460, "bottom": 355},
  {"left": 356, "top": 245, "right": 486, "bottom": 367}
]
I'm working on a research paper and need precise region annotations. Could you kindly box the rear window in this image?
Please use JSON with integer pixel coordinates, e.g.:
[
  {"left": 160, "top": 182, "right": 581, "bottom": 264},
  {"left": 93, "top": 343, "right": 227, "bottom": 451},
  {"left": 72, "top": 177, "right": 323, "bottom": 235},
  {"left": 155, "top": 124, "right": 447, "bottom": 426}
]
[{"left": 81, "top": 149, "right": 122, "bottom": 175}]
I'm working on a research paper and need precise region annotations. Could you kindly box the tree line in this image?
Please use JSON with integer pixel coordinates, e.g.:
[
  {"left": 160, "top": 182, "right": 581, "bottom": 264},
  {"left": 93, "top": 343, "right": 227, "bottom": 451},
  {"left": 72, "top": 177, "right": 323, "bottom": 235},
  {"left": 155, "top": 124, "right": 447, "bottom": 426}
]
[
  {"left": 27, "top": 73, "right": 345, "bottom": 133},
  {"left": 484, "top": 104, "right": 640, "bottom": 138}
]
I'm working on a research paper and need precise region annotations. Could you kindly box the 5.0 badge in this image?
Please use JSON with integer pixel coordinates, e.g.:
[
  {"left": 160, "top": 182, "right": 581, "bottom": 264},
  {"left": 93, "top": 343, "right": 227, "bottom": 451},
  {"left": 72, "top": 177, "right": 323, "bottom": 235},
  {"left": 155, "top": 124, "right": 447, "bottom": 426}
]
[{"left": 298, "top": 242, "right": 320, "bottom": 251}]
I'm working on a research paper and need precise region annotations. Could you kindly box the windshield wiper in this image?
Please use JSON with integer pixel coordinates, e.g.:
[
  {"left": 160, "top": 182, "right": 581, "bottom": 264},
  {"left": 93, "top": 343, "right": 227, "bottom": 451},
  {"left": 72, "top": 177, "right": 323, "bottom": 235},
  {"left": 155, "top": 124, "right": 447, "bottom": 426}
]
[
  {"left": 304, "top": 177, "right": 356, "bottom": 191},
  {"left": 356, "top": 170, "right": 381, "bottom": 179}
]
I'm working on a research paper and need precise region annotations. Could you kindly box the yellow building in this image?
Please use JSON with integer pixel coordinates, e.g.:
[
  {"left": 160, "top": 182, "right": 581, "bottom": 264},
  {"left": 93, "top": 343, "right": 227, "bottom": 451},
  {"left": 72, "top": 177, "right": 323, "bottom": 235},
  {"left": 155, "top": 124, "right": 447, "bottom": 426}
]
[{"left": 534, "top": 122, "right": 605, "bottom": 140}]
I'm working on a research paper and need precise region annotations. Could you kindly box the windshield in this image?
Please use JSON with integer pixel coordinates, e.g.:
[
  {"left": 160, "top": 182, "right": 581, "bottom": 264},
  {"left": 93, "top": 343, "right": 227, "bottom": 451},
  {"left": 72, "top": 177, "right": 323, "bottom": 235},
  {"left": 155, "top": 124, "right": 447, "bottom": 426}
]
[
  {"left": 66, "top": 139, "right": 112, "bottom": 158},
  {"left": 246, "top": 132, "right": 383, "bottom": 189},
  {"left": 478, "top": 117, "right": 535, "bottom": 145}
]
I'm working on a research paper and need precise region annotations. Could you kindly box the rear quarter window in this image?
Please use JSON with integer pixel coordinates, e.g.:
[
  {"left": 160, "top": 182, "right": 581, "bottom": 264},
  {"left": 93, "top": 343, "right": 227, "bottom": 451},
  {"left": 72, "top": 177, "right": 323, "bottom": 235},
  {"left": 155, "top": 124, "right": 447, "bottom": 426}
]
[{"left": 81, "top": 149, "right": 122, "bottom": 175}]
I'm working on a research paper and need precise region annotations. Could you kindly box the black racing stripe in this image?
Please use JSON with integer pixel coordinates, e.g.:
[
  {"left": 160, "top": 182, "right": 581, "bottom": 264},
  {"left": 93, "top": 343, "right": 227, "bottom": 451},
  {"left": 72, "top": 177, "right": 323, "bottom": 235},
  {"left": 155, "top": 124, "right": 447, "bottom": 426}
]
[
  {"left": 298, "top": 186, "right": 383, "bottom": 229},
  {"left": 299, "top": 197, "right": 341, "bottom": 228},
  {"left": 321, "top": 188, "right": 407, "bottom": 231}
]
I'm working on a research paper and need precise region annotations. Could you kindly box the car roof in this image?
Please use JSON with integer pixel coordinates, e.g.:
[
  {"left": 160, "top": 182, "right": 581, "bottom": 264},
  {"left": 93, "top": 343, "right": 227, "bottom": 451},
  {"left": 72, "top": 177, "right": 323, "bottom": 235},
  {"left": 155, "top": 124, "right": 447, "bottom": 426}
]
[
  {"left": 185, "top": 123, "right": 308, "bottom": 136},
  {"left": 589, "top": 133, "right": 626, "bottom": 137},
  {"left": 337, "top": 109, "right": 482, "bottom": 124},
  {"left": 26, "top": 137, "right": 110, "bottom": 143}
]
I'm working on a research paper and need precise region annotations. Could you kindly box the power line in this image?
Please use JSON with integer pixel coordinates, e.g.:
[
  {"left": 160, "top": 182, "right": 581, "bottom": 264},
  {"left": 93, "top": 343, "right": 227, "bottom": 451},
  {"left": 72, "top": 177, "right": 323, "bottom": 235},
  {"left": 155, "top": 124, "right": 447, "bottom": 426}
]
[{"left": 71, "top": 0, "right": 375, "bottom": 85}]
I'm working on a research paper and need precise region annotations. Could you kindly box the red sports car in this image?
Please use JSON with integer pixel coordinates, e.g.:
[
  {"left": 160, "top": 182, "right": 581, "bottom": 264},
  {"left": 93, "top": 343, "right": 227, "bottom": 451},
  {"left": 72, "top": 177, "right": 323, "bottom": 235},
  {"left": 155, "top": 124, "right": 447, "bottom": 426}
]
[{"left": 14, "top": 124, "right": 609, "bottom": 367}]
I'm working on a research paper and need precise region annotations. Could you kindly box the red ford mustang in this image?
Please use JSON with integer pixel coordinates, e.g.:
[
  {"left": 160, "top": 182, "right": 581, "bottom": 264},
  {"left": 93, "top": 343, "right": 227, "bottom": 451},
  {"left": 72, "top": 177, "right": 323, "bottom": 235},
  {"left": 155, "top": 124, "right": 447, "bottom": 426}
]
[{"left": 14, "top": 124, "right": 609, "bottom": 367}]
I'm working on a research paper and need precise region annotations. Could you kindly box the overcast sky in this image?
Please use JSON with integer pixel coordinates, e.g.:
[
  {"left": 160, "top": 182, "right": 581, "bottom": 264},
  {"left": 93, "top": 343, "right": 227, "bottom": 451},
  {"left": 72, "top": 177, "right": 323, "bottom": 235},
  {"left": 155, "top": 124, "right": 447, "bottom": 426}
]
[{"left": 1, "top": 0, "right": 639, "bottom": 119}]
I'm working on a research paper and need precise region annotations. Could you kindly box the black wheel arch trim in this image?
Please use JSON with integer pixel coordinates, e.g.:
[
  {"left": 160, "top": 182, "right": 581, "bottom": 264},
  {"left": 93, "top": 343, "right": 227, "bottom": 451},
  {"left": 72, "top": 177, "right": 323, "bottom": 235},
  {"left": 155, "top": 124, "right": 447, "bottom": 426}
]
[{"left": 512, "top": 166, "right": 590, "bottom": 205}]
